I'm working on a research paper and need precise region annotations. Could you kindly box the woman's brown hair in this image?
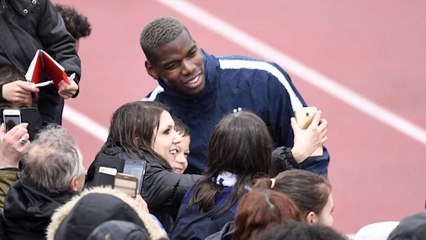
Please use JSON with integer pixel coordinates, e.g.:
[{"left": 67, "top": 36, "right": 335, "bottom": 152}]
[
  {"left": 232, "top": 189, "right": 302, "bottom": 240},
  {"left": 188, "top": 110, "right": 274, "bottom": 217},
  {"left": 254, "top": 169, "right": 332, "bottom": 217}
]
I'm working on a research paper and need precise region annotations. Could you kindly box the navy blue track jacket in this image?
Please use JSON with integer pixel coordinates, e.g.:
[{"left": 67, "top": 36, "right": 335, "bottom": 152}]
[{"left": 144, "top": 50, "right": 330, "bottom": 175}]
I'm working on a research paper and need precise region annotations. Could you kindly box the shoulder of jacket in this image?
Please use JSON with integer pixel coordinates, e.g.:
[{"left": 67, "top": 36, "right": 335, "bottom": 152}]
[{"left": 143, "top": 86, "right": 164, "bottom": 101}]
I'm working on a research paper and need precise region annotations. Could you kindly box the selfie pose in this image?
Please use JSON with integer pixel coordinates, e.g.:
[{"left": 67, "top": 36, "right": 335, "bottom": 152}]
[
  {"left": 141, "top": 16, "right": 329, "bottom": 175},
  {"left": 85, "top": 101, "right": 201, "bottom": 234}
]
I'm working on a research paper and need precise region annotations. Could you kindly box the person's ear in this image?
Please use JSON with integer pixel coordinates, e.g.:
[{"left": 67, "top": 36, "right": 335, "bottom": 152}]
[
  {"left": 305, "top": 211, "right": 317, "bottom": 225},
  {"left": 145, "top": 61, "right": 159, "bottom": 80},
  {"left": 133, "top": 137, "right": 142, "bottom": 147},
  {"left": 69, "top": 176, "right": 79, "bottom": 192}
]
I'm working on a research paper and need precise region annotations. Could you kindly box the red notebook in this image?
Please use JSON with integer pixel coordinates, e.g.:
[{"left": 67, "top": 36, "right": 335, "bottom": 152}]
[{"left": 25, "top": 49, "right": 69, "bottom": 89}]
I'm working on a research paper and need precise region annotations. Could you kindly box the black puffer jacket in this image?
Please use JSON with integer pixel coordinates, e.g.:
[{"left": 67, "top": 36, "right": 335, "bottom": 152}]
[
  {"left": 1, "top": 174, "right": 77, "bottom": 240},
  {"left": 0, "top": 0, "right": 81, "bottom": 122},
  {"left": 85, "top": 146, "right": 202, "bottom": 234}
]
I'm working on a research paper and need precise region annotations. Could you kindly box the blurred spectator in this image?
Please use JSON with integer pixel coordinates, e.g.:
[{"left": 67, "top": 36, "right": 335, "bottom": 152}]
[
  {"left": 1, "top": 124, "right": 85, "bottom": 240},
  {"left": 47, "top": 186, "right": 168, "bottom": 240}
]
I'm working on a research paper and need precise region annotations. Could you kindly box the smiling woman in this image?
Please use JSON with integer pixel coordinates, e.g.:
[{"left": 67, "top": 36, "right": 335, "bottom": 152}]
[
  {"left": 84, "top": 101, "right": 202, "bottom": 235},
  {"left": 150, "top": 110, "right": 181, "bottom": 164}
]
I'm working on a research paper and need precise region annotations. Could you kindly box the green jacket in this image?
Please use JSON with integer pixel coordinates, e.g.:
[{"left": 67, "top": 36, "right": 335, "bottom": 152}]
[{"left": 0, "top": 169, "right": 20, "bottom": 212}]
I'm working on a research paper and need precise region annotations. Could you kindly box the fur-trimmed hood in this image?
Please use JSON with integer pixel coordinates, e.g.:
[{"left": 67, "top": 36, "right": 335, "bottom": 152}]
[{"left": 46, "top": 186, "right": 168, "bottom": 240}]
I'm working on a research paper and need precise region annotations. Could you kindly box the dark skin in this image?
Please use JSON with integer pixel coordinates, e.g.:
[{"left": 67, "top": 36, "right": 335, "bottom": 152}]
[
  {"left": 145, "top": 30, "right": 206, "bottom": 95},
  {"left": 144, "top": 27, "right": 328, "bottom": 164}
]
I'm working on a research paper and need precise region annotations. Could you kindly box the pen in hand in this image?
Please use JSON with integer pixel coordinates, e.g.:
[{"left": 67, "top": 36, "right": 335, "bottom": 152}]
[
  {"left": 34, "top": 80, "right": 54, "bottom": 88},
  {"left": 69, "top": 73, "right": 76, "bottom": 81}
]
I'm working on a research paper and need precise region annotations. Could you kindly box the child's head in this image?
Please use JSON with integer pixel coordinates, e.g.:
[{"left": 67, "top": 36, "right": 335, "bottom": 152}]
[
  {"left": 171, "top": 116, "right": 190, "bottom": 174},
  {"left": 254, "top": 169, "right": 334, "bottom": 226}
]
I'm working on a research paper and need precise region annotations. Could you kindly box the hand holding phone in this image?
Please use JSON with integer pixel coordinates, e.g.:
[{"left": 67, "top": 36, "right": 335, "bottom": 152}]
[
  {"left": 294, "top": 107, "right": 318, "bottom": 129},
  {"left": 3, "top": 109, "right": 22, "bottom": 132},
  {"left": 294, "top": 107, "right": 323, "bottom": 157}
]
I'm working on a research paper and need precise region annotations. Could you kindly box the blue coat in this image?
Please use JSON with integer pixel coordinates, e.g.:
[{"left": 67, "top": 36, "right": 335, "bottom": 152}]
[
  {"left": 145, "top": 50, "right": 330, "bottom": 175},
  {"left": 171, "top": 185, "right": 237, "bottom": 240}
]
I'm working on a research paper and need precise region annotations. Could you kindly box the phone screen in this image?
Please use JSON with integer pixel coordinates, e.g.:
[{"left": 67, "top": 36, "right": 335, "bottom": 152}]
[
  {"left": 123, "top": 159, "right": 146, "bottom": 195},
  {"left": 114, "top": 174, "right": 138, "bottom": 198},
  {"left": 4, "top": 112, "right": 21, "bottom": 132}
]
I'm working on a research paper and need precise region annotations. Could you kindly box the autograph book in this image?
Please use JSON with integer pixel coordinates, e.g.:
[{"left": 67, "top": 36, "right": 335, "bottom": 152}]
[{"left": 25, "top": 49, "right": 69, "bottom": 89}]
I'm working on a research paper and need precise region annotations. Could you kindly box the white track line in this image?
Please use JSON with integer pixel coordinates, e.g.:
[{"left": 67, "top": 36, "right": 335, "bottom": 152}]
[
  {"left": 63, "top": 0, "right": 426, "bottom": 146},
  {"left": 158, "top": 0, "right": 426, "bottom": 145},
  {"left": 63, "top": 105, "right": 108, "bottom": 141}
]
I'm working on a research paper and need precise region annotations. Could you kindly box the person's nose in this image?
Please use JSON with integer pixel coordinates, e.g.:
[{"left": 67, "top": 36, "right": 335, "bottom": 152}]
[
  {"left": 181, "top": 59, "right": 196, "bottom": 75},
  {"left": 172, "top": 130, "right": 183, "bottom": 144},
  {"left": 175, "top": 155, "right": 185, "bottom": 164}
]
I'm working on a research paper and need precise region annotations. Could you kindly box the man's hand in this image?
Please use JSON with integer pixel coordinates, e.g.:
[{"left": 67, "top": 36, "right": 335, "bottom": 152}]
[
  {"left": 291, "top": 110, "right": 328, "bottom": 163},
  {"left": 0, "top": 123, "right": 30, "bottom": 169},
  {"left": 2, "top": 81, "right": 39, "bottom": 105},
  {"left": 58, "top": 76, "right": 78, "bottom": 99}
]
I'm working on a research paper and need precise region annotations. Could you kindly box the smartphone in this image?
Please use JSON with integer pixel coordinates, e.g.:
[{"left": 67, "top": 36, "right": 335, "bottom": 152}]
[
  {"left": 294, "top": 106, "right": 323, "bottom": 157},
  {"left": 123, "top": 159, "right": 147, "bottom": 195},
  {"left": 114, "top": 173, "right": 138, "bottom": 198},
  {"left": 294, "top": 106, "right": 318, "bottom": 129},
  {"left": 3, "top": 109, "right": 21, "bottom": 132}
]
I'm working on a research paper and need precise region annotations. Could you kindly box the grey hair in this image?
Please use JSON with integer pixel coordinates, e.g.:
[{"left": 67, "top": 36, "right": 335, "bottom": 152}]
[
  {"left": 139, "top": 16, "right": 189, "bottom": 62},
  {"left": 23, "top": 124, "right": 84, "bottom": 193}
]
